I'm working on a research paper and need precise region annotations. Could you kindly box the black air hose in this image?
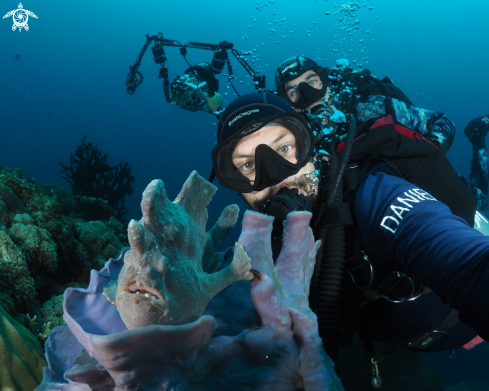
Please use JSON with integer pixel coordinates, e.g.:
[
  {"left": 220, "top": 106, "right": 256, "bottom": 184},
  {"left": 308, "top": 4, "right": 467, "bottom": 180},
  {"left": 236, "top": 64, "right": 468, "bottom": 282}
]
[
  {"left": 313, "top": 116, "right": 357, "bottom": 330},
  {"left": 327, "top": 115, "right": 357, "bottom": 204}
]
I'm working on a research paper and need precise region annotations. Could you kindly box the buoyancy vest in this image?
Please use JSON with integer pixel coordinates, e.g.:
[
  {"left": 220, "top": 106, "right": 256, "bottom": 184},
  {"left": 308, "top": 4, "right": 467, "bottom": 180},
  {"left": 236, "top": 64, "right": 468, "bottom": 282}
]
[
  {"left": 329, "top": 67, "right": 414, "bottom": 113},
  {"left": 309, "top": 114, "right": 477, "bottom": 353}
]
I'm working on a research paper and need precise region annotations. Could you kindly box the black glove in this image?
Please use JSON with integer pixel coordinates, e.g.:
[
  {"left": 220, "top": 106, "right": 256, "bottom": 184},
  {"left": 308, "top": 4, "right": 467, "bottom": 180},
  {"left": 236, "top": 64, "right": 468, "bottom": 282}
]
[
  {"left": 261, "top": 188, "right": 313, "bottom": 261},
  {"left": 261, "top": 187, "right": 313, "bottom": 221}
]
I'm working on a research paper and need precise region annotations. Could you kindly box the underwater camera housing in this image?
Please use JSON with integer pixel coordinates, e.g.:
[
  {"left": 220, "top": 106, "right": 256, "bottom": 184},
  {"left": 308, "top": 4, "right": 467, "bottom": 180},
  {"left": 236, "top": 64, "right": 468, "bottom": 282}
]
[{"left": 170, "top": 62, "right": 219, "bottom": 112}]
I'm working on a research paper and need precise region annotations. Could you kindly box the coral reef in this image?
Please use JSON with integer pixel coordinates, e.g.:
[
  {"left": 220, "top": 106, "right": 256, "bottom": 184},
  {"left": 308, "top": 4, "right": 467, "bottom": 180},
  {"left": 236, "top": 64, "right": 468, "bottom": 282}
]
[
  {"left": 9, "top": 214, "right": 58, "bottom": 273},
  {"left": 0, "top": 304, "right": 47, "bottom": 391},
  {"left": 37, "top": 173, "right": 343, "bottom": 391},
  {"left": 59, "top": 136, "right": 135, "bottom": 220},
  {"left": 0, "top": 163, "right": 127, "bottom": 332}
]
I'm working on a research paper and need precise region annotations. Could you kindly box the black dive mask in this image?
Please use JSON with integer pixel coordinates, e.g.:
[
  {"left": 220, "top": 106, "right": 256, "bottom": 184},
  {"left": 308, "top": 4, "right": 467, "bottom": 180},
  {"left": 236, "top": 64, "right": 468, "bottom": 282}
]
[
  {"left": 252, "top": 144, "right": 304, "bottom": 191},
  {"left": 293, "top": 81, "right": 327, "bottom": 111}
]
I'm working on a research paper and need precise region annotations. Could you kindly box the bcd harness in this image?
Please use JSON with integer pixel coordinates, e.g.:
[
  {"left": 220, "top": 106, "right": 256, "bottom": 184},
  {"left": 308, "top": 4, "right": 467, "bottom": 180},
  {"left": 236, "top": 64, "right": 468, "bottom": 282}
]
[
  {"left": 308, "top": 113, "right": 477, "bottom": 386},
  {"left": 328, "top": 67, "right": 415, "bottom": 114}
]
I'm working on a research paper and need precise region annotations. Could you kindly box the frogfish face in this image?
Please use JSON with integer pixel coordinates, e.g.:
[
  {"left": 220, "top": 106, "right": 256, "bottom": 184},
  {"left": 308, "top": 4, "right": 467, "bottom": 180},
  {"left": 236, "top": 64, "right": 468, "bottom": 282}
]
[{"left": 115, "top": 249, "right": 173, "bottom": 329}]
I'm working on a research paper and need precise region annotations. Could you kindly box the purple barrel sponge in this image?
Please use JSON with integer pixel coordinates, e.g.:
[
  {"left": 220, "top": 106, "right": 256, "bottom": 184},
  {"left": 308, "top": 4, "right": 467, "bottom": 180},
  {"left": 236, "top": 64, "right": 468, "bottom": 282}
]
[{"left": 37, "top": 172, "right": 343, "bottom": 391}]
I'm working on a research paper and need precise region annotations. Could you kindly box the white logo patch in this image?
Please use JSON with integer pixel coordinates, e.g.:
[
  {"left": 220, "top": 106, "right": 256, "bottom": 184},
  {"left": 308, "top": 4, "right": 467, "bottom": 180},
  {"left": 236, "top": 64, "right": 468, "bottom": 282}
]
[
  {"left": 380, "top": 188, "right": 437, "bottom": 234},
  {"left": 281, "top": 62, "right": 298, "bottom": 74}
]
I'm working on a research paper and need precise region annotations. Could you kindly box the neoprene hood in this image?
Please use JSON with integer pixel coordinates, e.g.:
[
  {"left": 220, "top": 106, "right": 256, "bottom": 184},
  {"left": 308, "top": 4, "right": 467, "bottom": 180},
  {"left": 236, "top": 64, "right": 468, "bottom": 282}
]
[{"left": 275, "top": 56, "right": 329, "bottom": 109}]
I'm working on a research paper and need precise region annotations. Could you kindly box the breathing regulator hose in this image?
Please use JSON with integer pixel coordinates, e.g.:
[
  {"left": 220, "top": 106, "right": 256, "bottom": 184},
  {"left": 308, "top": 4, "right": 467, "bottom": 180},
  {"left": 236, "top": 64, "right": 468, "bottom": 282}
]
[{"left": 313, "top": 115, "right": 357, "bottom": 331}]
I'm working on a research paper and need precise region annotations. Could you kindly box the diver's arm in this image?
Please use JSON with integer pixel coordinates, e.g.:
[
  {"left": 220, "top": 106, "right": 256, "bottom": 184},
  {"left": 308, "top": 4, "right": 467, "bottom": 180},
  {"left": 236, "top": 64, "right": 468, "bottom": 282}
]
[
  {"left": 355, "top": 171, "right": 489, "bottom": 340},
  {"left": 201, "top": 92, "right": 224, "bottom": 114}
]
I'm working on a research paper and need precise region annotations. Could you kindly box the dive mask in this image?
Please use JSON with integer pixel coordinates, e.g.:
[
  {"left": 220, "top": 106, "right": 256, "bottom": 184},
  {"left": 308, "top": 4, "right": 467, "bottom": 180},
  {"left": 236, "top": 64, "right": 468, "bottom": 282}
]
[
  {"left": 211, "top": 113, "right": 315, "bottom": 193},
  {"left": 293, "top": 81, "right": 328, "bottom": 111}
]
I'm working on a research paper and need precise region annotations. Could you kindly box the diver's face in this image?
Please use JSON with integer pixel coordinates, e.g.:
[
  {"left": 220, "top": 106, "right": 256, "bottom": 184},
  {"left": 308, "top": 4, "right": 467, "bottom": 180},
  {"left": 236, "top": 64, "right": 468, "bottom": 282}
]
[
  {"left": 231, "top": 124, "right": 317, "bottom": 211},
  {"left": 284, "top": 70, "right": 330, "bottom": 112},
  {"left": 232, "top": 125, "right": 298, "bottom": 182}
]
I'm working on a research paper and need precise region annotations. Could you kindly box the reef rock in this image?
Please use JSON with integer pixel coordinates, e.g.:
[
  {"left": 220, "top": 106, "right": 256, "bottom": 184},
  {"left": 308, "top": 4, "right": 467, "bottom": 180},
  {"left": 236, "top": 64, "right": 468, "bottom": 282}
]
[{"left": 38, "top": 172, "right": 342, "bottom": 390}]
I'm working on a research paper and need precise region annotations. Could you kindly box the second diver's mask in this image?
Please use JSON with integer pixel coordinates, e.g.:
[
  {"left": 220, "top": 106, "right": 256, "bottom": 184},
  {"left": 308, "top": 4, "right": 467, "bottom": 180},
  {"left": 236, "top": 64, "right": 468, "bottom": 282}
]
[
  {"left": 212, "top": 94, "right": 315, "bottom": 193},
  {"left": 290, "top": 75, "right": 329, "bottom": 111}
]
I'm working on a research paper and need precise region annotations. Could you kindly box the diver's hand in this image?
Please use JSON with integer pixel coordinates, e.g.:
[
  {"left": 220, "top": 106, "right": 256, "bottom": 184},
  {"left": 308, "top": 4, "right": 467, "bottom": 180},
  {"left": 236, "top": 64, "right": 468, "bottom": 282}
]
[
  {"left": 261, "top": 188, "right": 312, "bottom": 224},
  {"left": 203, "top": 92, "right": 223, "bottom": 113}
]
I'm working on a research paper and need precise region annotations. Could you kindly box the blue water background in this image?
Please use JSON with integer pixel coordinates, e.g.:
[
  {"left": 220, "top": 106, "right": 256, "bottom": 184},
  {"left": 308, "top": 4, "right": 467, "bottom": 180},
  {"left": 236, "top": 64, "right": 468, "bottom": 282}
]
[{"left": 1, "top": 0, "right": 489, "bottom": 386}]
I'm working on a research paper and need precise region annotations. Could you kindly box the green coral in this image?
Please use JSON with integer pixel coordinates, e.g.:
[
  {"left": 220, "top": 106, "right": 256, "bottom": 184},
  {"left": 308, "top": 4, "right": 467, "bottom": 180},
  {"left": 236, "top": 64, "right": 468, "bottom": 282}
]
[
  {"left": 75, "top": 219, "right": 124, "bottom": 268},
  {"left": 0, "top": 231, "right": 37, "bottom": 313},
  {"left": 8, "top": 214, "right": 58, "bottom": 274},
  {"left": 40, "top": 294, "right": 66, "bottom": 328}
]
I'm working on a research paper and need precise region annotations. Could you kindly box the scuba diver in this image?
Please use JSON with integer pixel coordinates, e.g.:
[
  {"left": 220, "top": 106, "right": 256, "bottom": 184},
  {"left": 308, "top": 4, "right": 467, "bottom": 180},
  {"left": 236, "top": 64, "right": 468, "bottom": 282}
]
[
  {"left": 274, "top": 56, "right": 489, "bottom": 220},
  {"left": 210, "top": 92, "right": 488, "bottom": 387},
  {"left": 464, "top": 115, "right": 489, "bottom": 211},
  {"left": 274, "top": 56, "right": 456, "bottom": 156}
]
